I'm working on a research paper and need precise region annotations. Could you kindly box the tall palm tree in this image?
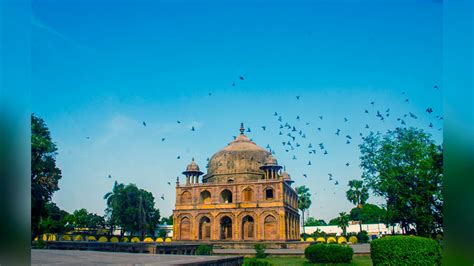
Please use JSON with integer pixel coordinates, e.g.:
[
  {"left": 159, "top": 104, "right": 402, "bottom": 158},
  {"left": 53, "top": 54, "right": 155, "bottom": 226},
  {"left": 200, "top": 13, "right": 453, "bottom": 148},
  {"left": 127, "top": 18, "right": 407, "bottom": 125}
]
[
  {"left": 296, "top": 186, "right": 312, "bottom": 234},
  {"left": 336, "top": 212, "right": 350, "bottom": 236},
  {"left": 103, "top": 181, "right": 124, "bottom": 235},
  {"left": 346, "top": 180, "right": 369, "bottom": 233}
]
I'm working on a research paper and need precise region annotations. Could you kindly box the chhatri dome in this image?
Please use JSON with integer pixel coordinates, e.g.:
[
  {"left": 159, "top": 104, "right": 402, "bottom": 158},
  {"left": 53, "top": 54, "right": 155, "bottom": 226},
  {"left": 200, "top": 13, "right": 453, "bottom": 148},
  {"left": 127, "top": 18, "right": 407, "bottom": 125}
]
[{"left": 203, "top": 123, "right": 278, "bottom": 183}]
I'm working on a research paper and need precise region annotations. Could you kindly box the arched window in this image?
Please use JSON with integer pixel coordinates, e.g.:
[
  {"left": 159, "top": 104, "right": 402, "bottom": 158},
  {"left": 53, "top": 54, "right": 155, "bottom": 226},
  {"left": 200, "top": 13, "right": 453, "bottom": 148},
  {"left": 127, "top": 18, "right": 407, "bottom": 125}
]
[
  {"left": 242, "top": 187, "right": 253, "bottom": 202},
  {"left": 199, "top": 216, "right": 211, "bottom": 240},
  {"left": 180, "top": 191, "right": 192, "bottom": 205},
  {"left": 200, "top": 190, "right": 212, "bottom": 204},
  {"left": 180, "top": 217, "right": 191, "bottom": 240},
  {"left": 220, "top": 216, "right": 233, "bottom": 240},
  {"left": 221, "top": 189, "right": 233, "bottom": 203},
  {"left": 265, "top": 188, "right": 274, "bottom": 200},
  {"left": 264, "top": 215, "right": 278, "bottom": 240}
]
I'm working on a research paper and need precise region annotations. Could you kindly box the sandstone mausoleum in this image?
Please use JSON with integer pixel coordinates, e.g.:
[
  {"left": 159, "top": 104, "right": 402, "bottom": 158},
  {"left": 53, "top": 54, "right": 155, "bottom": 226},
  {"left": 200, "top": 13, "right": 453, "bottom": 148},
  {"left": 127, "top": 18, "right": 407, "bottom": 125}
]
[{"left": 173, "top": 123, "right": 300, "bottom": 241}]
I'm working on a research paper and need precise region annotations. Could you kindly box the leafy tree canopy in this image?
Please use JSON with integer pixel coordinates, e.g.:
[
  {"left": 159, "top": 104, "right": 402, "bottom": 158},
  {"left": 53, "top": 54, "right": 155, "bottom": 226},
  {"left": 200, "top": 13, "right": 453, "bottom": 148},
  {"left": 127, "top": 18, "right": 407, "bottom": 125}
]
[
  {"left": 304, "top": 217, "right": 327, "bottom": 226},
  {"left": 104, "top": 182, "right": 161, "bottom": 236},
  {"left": 359, "top": 127, "right": 443, "bottom": 236},
  {"left": 349, "top": 203, "right": 386, "bottom": 224},
  {"left": 31, "top": 114, "right": 62, "bottom": 237},
  {"left": 38, "top": 202, "right": 73, "bottom": 234}
]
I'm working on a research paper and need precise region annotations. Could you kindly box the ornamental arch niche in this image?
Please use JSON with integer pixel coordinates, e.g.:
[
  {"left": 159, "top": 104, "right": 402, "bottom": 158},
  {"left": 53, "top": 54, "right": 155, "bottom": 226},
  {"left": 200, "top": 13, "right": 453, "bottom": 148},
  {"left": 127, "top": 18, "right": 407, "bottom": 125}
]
[
  {"left": 241, "top": 215, "right": 255, "bottom": 240},
  {"left": 263, "top": 215, "right": 278, "bottom": 240},
  {"left": 200, "top": 190, "right": 212, "bottom": 204},
  {"left": 180, "top": 217, "right": 192, "bottom": 240},
  {"left": 242, "top": 187, "right": 253, "bottom": 202},
  {"left": 198, "top": 216, "right": 211, "bottom": 240},
  {"left": 180, "top": 191, "right": 192, "bottom": 205}
]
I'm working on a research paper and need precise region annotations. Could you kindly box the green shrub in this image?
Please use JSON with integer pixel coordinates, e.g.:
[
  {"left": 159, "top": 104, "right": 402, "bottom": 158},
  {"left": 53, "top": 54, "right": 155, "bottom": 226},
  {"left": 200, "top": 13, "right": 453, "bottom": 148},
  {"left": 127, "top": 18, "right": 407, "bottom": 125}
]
[
  {"left": 36, "top": 239, "right": 46, "bottom": 249},
  {"left": 196, "top": 245, "right": 213, "bottom": 255},
  {"left": 304, "top": 243, "right": 353, "bottom": 263},
  {"left": 357, "top": 230, "right": 369, "bottom": 243},
  {"left": 370, "top": 235, "right": 442, "bottom": 265},
  {"left": 254, "top": 244, "right": 267, "bottom": 258},
  {"left": 244, "top": 258, "right": 272, "bottom": 266}
]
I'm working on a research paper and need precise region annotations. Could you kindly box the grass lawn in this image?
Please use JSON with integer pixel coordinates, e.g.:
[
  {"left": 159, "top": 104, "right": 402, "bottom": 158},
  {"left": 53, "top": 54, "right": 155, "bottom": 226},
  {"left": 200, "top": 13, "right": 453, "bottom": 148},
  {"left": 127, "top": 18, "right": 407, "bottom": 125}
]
[{"left": 242, "top": 255, "right": 372, "bottom": 266}]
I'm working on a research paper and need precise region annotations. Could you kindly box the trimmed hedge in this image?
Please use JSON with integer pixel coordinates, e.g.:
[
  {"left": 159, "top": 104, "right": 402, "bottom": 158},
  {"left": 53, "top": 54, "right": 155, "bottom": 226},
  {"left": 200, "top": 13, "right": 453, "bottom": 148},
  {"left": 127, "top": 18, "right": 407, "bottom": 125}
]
[
  {"left": 304, "top": 244, "right": 353, "bottom": 263},
  {"left": 196, "top": 245, "right": 213, "bottom": 255},
  {"left": 370, "top": 235, "right": 442, "bottom": 265}
]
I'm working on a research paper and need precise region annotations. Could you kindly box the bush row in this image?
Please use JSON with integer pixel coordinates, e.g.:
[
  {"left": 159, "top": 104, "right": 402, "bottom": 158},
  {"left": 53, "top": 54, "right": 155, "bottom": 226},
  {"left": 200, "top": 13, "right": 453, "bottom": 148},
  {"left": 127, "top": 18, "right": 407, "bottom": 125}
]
[{"left": 35, "top": 234, "right": 172, "bottom": 243}]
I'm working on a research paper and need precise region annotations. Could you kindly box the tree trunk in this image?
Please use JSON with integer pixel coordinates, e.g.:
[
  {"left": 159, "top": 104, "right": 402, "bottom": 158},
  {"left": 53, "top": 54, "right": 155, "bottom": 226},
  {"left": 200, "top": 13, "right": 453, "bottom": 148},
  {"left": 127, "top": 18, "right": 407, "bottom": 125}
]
[
  {"left": 359, "top": 220, "right": 363, "bottom": 233},
  {"left": 302, "top": 210, "right": 306, "bottom": 234}
]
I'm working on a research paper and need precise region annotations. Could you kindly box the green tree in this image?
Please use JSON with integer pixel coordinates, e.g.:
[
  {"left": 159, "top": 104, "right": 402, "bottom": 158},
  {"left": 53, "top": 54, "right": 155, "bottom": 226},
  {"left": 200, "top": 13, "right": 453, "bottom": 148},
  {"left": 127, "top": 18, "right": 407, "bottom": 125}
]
[
  {"left": 359, "top": 127, "right": 443, "bottom": 236},
  {"left": 349, "top": 203, "right": 386, "bottom": 224},
  {"left": 31, "top": 114, "right": 62, "bottom": 238},
  {"left": 104, "top": 182, "right": 161, "bottom": 237},
  {"left": 38, "top": 202, "right": 73, "bottom": 234},
  {"left": 296, "top": 186, "right": 312, "bottom": 234},
  {"left": 304, "top": 217, "right": 327, "bottom": 226},
  {"left": 161, "top": 214, "right": 174, "bottom": 225},
  {"left": 346, "top": 179, "right": 369, "bottom": 233},
  {"left": 69, "top": 208, "right": 105, "bottom": 229},
  {"left": 335, "top": 212, "right": 350, "bottom": 235}
]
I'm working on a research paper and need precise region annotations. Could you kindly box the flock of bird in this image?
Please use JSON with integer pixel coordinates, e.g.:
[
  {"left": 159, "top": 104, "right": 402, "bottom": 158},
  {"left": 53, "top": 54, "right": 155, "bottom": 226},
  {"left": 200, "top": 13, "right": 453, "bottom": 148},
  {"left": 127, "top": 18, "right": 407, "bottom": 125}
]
[{"left": 95, "top": 76, "right": 442, "bottom": 200}]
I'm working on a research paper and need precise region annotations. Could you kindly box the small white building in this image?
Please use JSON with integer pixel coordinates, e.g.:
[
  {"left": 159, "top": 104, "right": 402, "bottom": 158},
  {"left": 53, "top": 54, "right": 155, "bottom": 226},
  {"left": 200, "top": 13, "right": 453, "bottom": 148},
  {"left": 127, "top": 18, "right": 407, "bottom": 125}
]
[{"left": 302, "top": 222, "right": 404, "bottom": 238}]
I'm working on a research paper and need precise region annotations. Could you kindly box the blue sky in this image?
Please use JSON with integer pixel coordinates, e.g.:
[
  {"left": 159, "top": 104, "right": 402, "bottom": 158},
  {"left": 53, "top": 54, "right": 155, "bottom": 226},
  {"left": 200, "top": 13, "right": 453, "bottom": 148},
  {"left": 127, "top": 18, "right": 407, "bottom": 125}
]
[{"left": 32, "top": 0, "right": 443, "bottom": 221}]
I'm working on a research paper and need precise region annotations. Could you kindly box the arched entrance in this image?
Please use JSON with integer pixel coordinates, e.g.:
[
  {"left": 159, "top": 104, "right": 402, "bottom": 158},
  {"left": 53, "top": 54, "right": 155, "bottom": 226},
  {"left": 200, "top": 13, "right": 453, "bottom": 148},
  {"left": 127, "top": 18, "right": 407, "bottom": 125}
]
[
  {"left": 199, "top": 216, "right": 211, "bottom": 240},
  {"left": 241, "top": 215, "right": 255, "bottom": 240},
  {"left": 220, "top": 216, "right": 233, "bottom": 240},
  {"left": 180, "top": 217, "right": 191, "bottom": 240},
  {"left": 264, "top": 215, "right": 278, "bottom": 240}
]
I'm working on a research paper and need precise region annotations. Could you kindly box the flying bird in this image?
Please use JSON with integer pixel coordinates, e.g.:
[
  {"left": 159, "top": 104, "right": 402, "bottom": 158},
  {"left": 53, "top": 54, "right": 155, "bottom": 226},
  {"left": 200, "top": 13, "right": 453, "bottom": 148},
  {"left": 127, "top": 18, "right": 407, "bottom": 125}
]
[
  {"left": 160, "top": 195, "right": 165, "bottom": 200},
  {"left": 191, "top": 126, "right": 195, "bottom": 131},
  {"left": 107, "top": 174, "right": 112, "bottom": 179},
  {"left": 296, "top": 96, "right": 300, "bottom": 100},
  {"left": 335, "top": 129, "right": 341, "bottom": 136},
  {"left": 426, "top": 107, "right": 433, "bottom": 114},
  {"left": 232, "top": 81, "right": 235, "bottom": 86},
  {"left": 346, "top": 162, "right": 350, "bottom": 166},
  {"left": 86, "top": 136, "right": 90, "bottom": 139},
  {"left": 177, "top": 120, "right": 181, "bottom": 124},
  {"left": 303, "top": 174, "right": 307, "bottom": 178},
  {"left": 308, "top": 161, "right": 312, "bottom": 166},
  {"left": 239, "top": 76, "right": 244, "bottom": 80},
  {"left": 161, "top": 138, "right": 165, "bottom": 142},
  {"left": 344, "top": 117, "right": 348, "bottom": 122},
  {"left": 247, "top": 127, "right": 251, "bottom": 132},
  {"left": 274, "top": 112, "right": 278, "bottom": 116},
  {"left": 319, "top": 116, "right": 323, "bottom": 120},
  {"left": 142, "top": 121, "right": 147, "bottom": 127},
  {"left": 292, "top": 155, "right": 297, "bottom": 160},
  {"left": 262, "top": 126, "right": 266, "bottom": 131},
  {"left": 365, "top": 110, "right": 369, "bottom": 114},
  {"left": 177, "top": 156, "right": 181, "bottom": 159},
  {"left": 335, "top": 181, "right": 339, "bottom": 185},
  {"left": 167, "top": 182, "right": 171, "bottom": 186}
]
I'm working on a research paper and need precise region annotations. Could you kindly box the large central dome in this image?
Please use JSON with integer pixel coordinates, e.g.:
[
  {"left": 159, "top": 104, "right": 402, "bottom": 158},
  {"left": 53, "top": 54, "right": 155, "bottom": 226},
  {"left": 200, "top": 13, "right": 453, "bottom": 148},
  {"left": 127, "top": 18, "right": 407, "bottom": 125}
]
[{"left": 203, "top": 124, "right": 273, "bottom": 183}]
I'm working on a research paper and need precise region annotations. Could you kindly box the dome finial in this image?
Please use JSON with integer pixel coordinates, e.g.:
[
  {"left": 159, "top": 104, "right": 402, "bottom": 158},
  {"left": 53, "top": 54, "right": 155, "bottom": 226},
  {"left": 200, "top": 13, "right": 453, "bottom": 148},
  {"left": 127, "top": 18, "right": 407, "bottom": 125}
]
[{"left": 240, "top": 122, "right": 245, "bottom": 134}]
